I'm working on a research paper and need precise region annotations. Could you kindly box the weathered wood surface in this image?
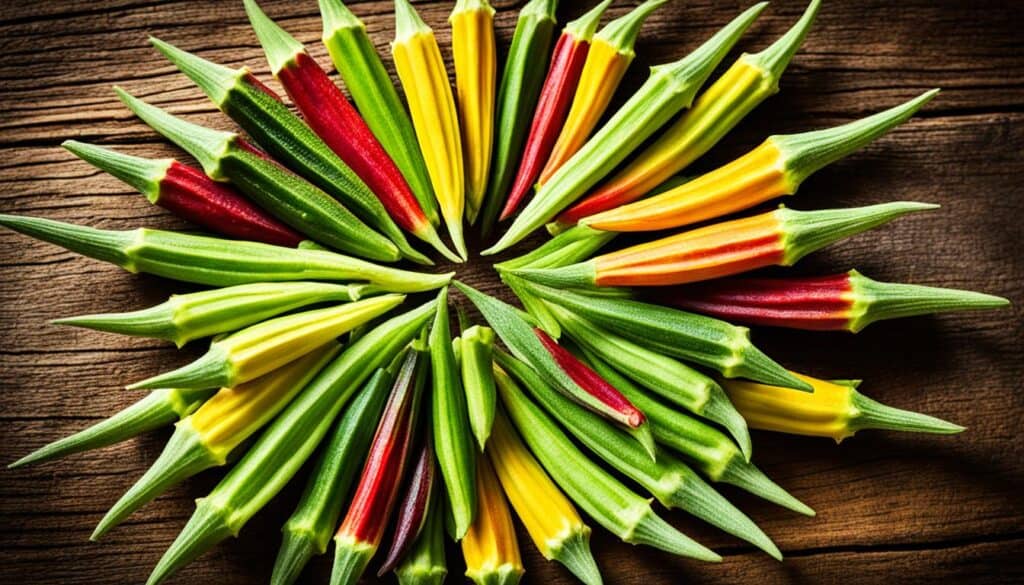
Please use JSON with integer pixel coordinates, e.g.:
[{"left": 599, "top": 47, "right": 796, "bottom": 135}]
[{"left": 1, "top": 0, "right": 1022, "bottom": 583}]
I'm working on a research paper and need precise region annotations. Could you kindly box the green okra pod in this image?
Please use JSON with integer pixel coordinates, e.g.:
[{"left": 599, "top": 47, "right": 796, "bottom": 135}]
[
  {"left": 54, "top": 281, "right": 366, "bottom": 348},
  {"left": 495, "top": 224, "right": 616, "bottom": 272},
  {"left": 459, "top": 324, "right": 497, "bottom": 451},
  {"left": 492, "top": 366, "right": 719, "bottom": 561},
  {"left": 144, "top": 300, "right": 437, "bottom": 585},
  {"left": 271, "top": 365, "right": 393, "bottom": 585},
  {"left": 128, "top": 295, "right": 405, "bottom": 390},
  {"left": 429, "top": 288, "right": 477, "bottom": 539},
  {"left": 579, "top": 347, "right": 814, "bottom": 516},
  {"left": 496, "top": 349, "right": 780, "bottom": 560},
  {"left": 0, "top": 214, "right": 453, "bottom": 292},
  {"left": 9, "top": 387, "right": 215, "bottom": 469},
  {"left": 148, "top": 38, "right": 430, "bottom": 265}
]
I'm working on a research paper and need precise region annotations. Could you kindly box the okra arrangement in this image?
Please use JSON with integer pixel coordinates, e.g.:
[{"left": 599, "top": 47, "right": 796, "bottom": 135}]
[{"left": 4, "top": 0, "right": 1013, "bottom": 583}]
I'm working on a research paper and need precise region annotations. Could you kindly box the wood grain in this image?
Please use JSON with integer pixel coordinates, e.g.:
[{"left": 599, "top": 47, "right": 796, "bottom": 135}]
[{"left": 1, "top": 0, "right": 1022, "bottom": 583}]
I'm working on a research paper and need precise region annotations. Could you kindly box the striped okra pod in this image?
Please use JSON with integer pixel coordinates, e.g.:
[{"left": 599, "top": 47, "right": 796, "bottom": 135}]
[
  {"left": 93, "top": 344, "right": 340, "bottom": 540},
  {"left": 62, "top": 140, "right": 303, "bottom": 247},
  {"left": 515, "top": 202, "right": 939, "bottom": 288},
  {"left": 561, "top": 0, "right": 822, "bottom": 224},
  {"left": 487, "top": 409, "right": 601, "bottom": 585},
  {"left": 497, "top": 349, "right": 781, "bottom": 559},
  {"left": 580, "top": 347, "right": 814, "bottom": 516},
  {"left": 581, "top": 91, "right": 939, "bottom": 233},
  {"left": 271, "top": 365, "right": 394, "bottom": 585},
  {"left": 501, "top": 0, "right": 613, "bottom": 220},
  {"left": 485, "top": 3, "right": 767, "bottom": 254},
  {"left": 0, "top": 215, "right": 453, "bottom": 292},
  {"left": 244, "top": 0, "right": 458, "bottom": 262},
  {"left": 722, "top": 374, "right": 965, "bottom": 441},
  {"left": 539, "top": 0, "right": 668, "bottom": 184},
  {"left": 656, "top": 270, "right": 1009, "bottom": 332},
  {"left": 144, "top": 300, "right": 436, "bottom": 585},
  {"left": 461, "top": 454, "right": 525, "bottom": 585},
  {"left": 478, "top": 0, "right": 559, "bottom": 235},
  {"left": 492, "top": 366, "right": 719, "bottom": 561},
  {"left": 319, "top": 0, "right": 440, "bottom": 226},
  {"left": 127, "top": 295, "right": 405, "bottom": 390},
  {"left": 149, "top": 38, "right": 432, "bottom": 264},
  {"left": 9, "top": 387, "right": 214, "bottom": 469},
  {"left": 54, "top": 281, "right": 366, "bottom": 348},
  {"left": 392, "top": 0, "right": 468, "bottom": 259}
]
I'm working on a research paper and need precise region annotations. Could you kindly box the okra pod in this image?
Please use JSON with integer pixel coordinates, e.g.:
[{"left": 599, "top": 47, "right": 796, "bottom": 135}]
[
  {"left": 495, "top": 224, "right": 616, "bottom": 272},
  {"left": 395, "top": 487, "right": 448, "bottom": 585},
  {"left": 540, "top": 0, "right": 667, "bottom": 184},
  {"left": 378, "top": 430, "right": 437, "bottom": 575},
  {"left": 487, "top": 409, "right": 601, "bottom": 585},
  {"left": 115, "top": 87, "right": 402, "bottom": 262},
  {"left": 93, "top": 344, "right": 340, "bottom": 540},
  {"left": 658, "top": 269, "right": 1009, "bottom": 332},
  {"left": 429, "top": 287, "right": 477, "bottom": 538},
  {"left": 723, "top": 374, "right": 965, "bottom": 441},
  {"left": 9, "top": 387, "right": 214, "bottom": 469},
  {"left": 145, "top": 300, "right": 436, "bottom": 585},
  {"left": 454, "top": 281, "right": 654, "bottom": 456},
  {"left": 582, "top": 90, "right": 939, "bottom": 232},
  {"left": 244, "top": 0, "right": 457, "bottom": 263},
  {"left": 518, "top": 281, "right": 810, "bottom": 391},
  {"left": 331, "top": 346, "right": 428, "bottom": 585},
  {"left": 547, "top": 304, "right": 751, "bottom": 459},
  {"left": 54, "top": 281, "right": 365, "bottom": 348},
  {"left": 478, "top": 0, "right": 559, "bottom": 235},
  {"left": 498, "top": 350, "right": 780, "bottom": 559},
  {"left": 461, "top": 454, "right": 524, "bottom": 585},
  {"left": 0, "top": 214, "right": 453, "bottom": 292},
  {"left": 561, "top": 0, "right": 821, "bottom": 224},
  {"left": 149, "top": 38, "right": 431, "bottom": 264},
  {"left": 459, "top": 324, "right": 497, "bottom": 450},
  {"left": 493, "top": 366, "right": 719, "bottom": 561},
  {"left": 485, "top": 3, "right": 767, "bottom": 254},
  {"left": 320, "top": 0, "right": 440, "bottom": 226},
  {"left": 515, "top": 202, "right": 939, "bottom": 288},
  {"left": 501, "top": 0, "right": 613, "bottom": 220},
  {"left": 271, "top": 366, "right": 392, "bottom": 585},
  {"left": 62, "top": 140, "right": 303, "bottom": 247},
  {"left": 392, "top": 0, "right": 468, "bottom": 259},
  {"left": 451, "top": 0, "right": 497, "bottom": 222},
  {"left": 580, "top": 347, "right": 814, "bottom": 516},
  {"left": 128, "top": 295, "right": 405, "bottom": 390}
]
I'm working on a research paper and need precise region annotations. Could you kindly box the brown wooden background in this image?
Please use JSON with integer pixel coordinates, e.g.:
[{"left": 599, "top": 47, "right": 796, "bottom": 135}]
[{"left": 1, "top": 0, "right": 1022, "bottom": 583}]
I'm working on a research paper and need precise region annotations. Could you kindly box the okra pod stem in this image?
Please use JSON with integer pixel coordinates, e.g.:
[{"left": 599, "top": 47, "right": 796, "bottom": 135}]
[
  {"left": 392, "top": 0, "right": 468, "bottom": 259},
  {"left": 561, "top": 0, "right": 821, "bottom": 224},
  {"left": 722, "top": 374, "right": 965, "bottom": 441},
  {"left": 331, "top": 345, "right": 428, "bottom": 585},
  {"left": 429, "top": 287, "right": 477, "bottom": 538},
  {"left": 93, "top": 344, "right": 339, "bottom": 540},
  {"left": 0, "top": 214, "right": 453, "bottom": 292},
  {"left": 487, "top": 410, "right": 601, "bottom": 585},
  {"left": 459, "top": 324, "right": 497, "bottom": 450},
  {"left": 461, "top": 454, "right": 525, "bottom": 585},
  {"left": 62, "top": 140, "right": 304, "bottom": 247},
  {"left": 320, "top": 0, "right": 441, "bottom": 226},
  {"left": 395, "top": 487, "right": 448, "bottom": 585},
  {"left": 128, "top": 295, "right": 405, "bottom": 390},
  {"left": 582, "top": 90, "right": 939, "bottom": 232},
  {"left": 485, "top": 3, "right": 767, "bottom": 254},
  {"left": 145, "top": 301, "right": 436, "bottom": 585},
  {"left": 493, "top": 366, "right": 719, "bottom": 561},
  {"left": 657, "top": 269, "right": 1009, "bottom": 332},
  {"left": 9, "top": 387, "right": 214, "bottom": 469},
  {"left": 498, "top": 349, "right": 780, "bottom": 560},
  {"left": 271, "top": 366, "right": 392, "bottom": 585},
  {"left": 501, "top": 0, "right": 613, "bottom": 220},
  {"left": 478, "top": 0, "right": 559, "bottom": 236},
  {"left": 54, "top": 281, "right": 365, "bottom": 348},
  {"left": 378, "top": 430, "right": 437, "bottom": 575}
]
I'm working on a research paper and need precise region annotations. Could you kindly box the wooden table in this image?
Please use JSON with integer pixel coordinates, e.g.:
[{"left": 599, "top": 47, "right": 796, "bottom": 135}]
[{"left": 1, "top": 0, "right": 1021, "bottom": 583}]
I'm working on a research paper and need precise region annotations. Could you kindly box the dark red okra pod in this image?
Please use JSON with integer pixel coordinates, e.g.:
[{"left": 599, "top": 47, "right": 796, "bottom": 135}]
[{"left": 377, "top": 429, "right": 437, "bottom": 576}]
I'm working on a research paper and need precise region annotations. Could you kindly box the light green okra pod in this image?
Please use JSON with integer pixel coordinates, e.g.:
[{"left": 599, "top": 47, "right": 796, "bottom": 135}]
[{"left": 459, "top": 324, "right": 497, "bottom": 451}]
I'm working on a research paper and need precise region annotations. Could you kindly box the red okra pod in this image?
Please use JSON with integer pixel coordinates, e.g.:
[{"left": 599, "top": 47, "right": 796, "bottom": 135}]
[
  {"left": 378, "top": 430, "right": 437, "bottom": 575},
  {"left": 63, "top": 141, "right": 302, "bottom": 247},
  {"left": 501, "top": 1, "right": 612, "bottom": 220},
  {"left": 655, "top": 270, "right": 1009, "bottom": 332}
]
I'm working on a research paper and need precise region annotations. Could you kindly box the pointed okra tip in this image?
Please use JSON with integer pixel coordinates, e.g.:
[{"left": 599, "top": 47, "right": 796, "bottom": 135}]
[
  {"left": 747, "top": 0, "right": 822, "bottom": 81},
  {"left": 596, "top": 0, "right": 669, "bottom": 54},
  {"left": 565, "top": 0, "right": 614, "bottom": 41},
  {"left": 851, "top": 391, "right": 966, "bottom": 436},
  {"left": 62, "top": 140, "right": 170, "bottom": 202},
  {"left": 243, "top": 0, "right": 306, "bottom": 75},
  {"left": 508, "top": 263, "right": 595, "bottom": 289},
  {"left": 550, "top": 528, "right": 603, "bottom": 585},
  {"left": 148, "top": 36, "right": 241, "bottom": 106},
  {"left": 394, "top": 0, "right": 432, "bottom": 43}
]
